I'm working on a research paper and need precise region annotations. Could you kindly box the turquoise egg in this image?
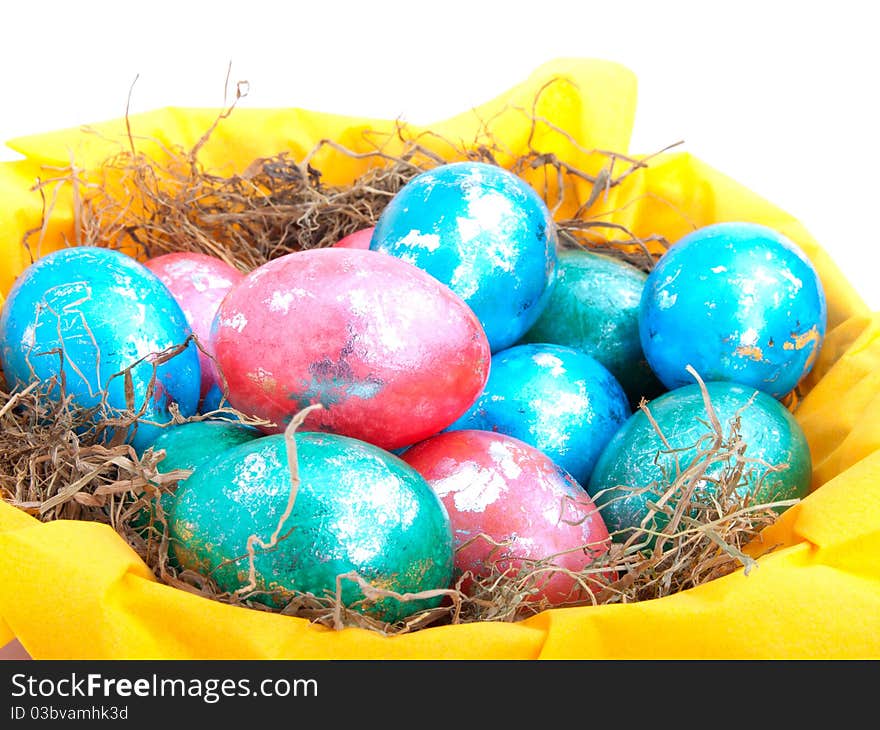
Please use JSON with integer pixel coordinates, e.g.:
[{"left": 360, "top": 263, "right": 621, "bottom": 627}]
[
  {"left": 370, "top": 161, "right": 557, "bottom": 353},
  {"left": 445, "top": 342, "right": 630, "bottom": 486},
  {"left": 0, "top": 246, "right": 201, "bottom": 451},
  {"left": 168, "top": 431, "right": 454, "bottom": 623},
  {"left": 585, "top": 380, "right": 812, "bottom": 543},
  {"left": 133, "top": 420, "right": 260, "bottom": 536},
  {"left": 639, "top": 222, "right": 827, "bottom": 400},
  {"left": 519, "top": 248, "right": 666, "bottom": 407}
]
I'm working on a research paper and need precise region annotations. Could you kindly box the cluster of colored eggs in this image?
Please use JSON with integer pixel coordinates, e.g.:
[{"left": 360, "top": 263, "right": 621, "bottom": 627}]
[{"left": 0, "top": 160, "right": 827, "bottom": 621}]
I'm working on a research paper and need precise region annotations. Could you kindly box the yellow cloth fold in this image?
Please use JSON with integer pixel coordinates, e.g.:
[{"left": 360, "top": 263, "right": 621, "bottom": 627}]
[{"left": 1, "top": 57, "right": 878, "bottom": 659}]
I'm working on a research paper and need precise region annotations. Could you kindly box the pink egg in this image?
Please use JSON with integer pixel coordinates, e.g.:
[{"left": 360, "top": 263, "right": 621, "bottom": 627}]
[
  {"left": 144, "top": 252, "right": 244, "bottom": 403},
  {"left": 402, "top": 429, "right": 615, "bottom": 606},
  {"left": 333, "top": 227, "right": 375, "bottom": 249},
  {"left": 211, "top": 248, "right": 491, "bottom": 450}
]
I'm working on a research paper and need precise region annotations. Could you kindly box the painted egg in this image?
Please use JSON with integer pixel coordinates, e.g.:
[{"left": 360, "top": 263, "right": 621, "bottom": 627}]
[
  {"left": 333, "top": 226, "right": 375, "bottom": 249},
  {"left": 402, "top": 429, "right": 614, "bottom": 606},
  {"left": 446, "top": 343, "right": 630, "bottom": 486},
  {"left": 133, "top": 419, "right": 260, "bottom": 536},
  {"left": 0, "top": 246, "right": 200, "bottom": 451},
  {"left": 212, "top": 247, "right": 491, "bottom": 450},
  {"left": 518, "top": 248, "right": 665, "bottom": 408},
  {"left": 639, "top": 221, "right": 827, "bottom": 400},
  {"left": 143, "top": 251, "right": 244, "bottom": 407},
  {"left": 370, "top": 161, "right": 558, "bottom": 353},
  {"left": 586, "top": 380, "right": 812, "bottom": 542},
  {"left": 169, "top": 431, "right": 455, "bottom": 623}
]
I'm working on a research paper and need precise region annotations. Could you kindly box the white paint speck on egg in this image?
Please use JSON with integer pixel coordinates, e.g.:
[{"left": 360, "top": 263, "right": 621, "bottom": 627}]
[
  {"left": 221, "top": 312, "right": 248, "bottom": 333},
  {"left": 348, "top": 543, "right": 381, "bottom": 564},
  {"left": 532, "top": 352, "right": 566, "bottom": 376},
  {"left": 347, "top": 289, "right": 370, "bottom": 316},
  {"left": 432, "top": 462, "right": 506, "bottom": 513},
  {"left": 399, "top": 229, "right": 441, "bottom": 252},
  {"left": 164, "top": 259, "right": 199, "bottom": 277},
  {"left": 780, "top": 269, "right": 803, "bottom": 291},
  {"left": 111, "top": 285, "right": 139, "bottom": 301},
  {"left": 488, "top": 439, "right": 523, "bottom": 479},
  {"left": 739, "top": 328, "right": 759, "bottom": 347},
  {"left": 657, "top": 290, "right": 678, "bottom": 309},
  {"left": 464, "top": 191, "right": 516, "bottom": 239},
  {"left": 267, "top": 290, "right": 295, "bottom": 314},
  {"left": 456, "top": 216, "right": 482, "bottom": 244},
  {"left": 21, "top": 323, "right": 35, "bottom": 348}
]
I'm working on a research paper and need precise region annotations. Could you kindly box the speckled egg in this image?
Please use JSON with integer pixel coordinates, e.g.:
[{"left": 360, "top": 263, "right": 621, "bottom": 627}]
[
  {"left": 586, "top": 380, "right": 812, "bottom": 542},
  {"left": 445, "top": 343, "right": 630, "bottom": 486},
  {"left": 518, "top": 248, "right": 666, "bottom": 408},
  {"left": 369, "top": 161, "right": 558, "bottom": 352},
  {"left": 143, "top": 251, "right": 244, "bottom": 408},
  {"left": 211, "top": 247, "right": 491, "bottom": 450},
  {"left": 169, "top": 431, "right": 455, "bottom": 623},
  {"left": 402, "top": 429, "right": 614, "bottom": 606},
  {"left": 639, "top": 221, "right": 827, "bottom": 400},
  {"left": 0, "top": 246, "right": 200, "bottom": 451},
  {"left": 134, "top": 419, "right": 261, "bottom": 536}
]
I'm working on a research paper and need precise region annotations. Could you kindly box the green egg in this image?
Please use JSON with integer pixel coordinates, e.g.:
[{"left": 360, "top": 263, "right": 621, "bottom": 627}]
[
  {"left": 585, "top": 380, "right": 812, "bottom": 543},
  {"left": 168, "top": 431, "right": 455, "bottom": 624},
  {"left": 518, "top": 248, "right": 666, "bottom": 407},
  {"left": 133, "top": 420, "right": 260, "bottom": 535}
]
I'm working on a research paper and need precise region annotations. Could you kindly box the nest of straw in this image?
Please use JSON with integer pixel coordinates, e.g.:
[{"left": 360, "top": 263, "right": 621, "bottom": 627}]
[{"left": 1, "top": 78, "right": 793, "bottom": 635}]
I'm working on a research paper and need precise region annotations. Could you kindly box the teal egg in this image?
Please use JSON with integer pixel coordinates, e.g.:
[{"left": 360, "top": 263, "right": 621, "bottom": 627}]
[
  {"left": 585, "top": 381, "right": 812, "bottom": 543},
  {"left": 168, "top": 431, "right": 454, "bottom": 623},
  {"left": 133, "top": 420, "right": 260, "bottom": 536},
  {"left": 519, "top": 249, "right": 665, "bottom": 407}
]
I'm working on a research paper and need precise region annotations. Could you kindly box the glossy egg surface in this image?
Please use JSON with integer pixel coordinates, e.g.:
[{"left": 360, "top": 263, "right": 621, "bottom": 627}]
[
  {"left": 403, "top": 429, "right": 614, "bottom": 606},
  {"left": 0, "top": 246, "right": 200, "bottom": 451},
  {"left": 169, "top": 431, "right": 454, "bottom": 623},
  {"left": 586, "top": 380, "right": 812, "bottom": 541},
  {"left": 211, "top": 247, "right": 491, "bottom": 450},
  {"left": 519, "top": 248, "right": 665, "bottom": 407},
  {"left": 639, "top": 221, "right": 827, "bottom": 399},
  {"left": 446, "top": 343, "right": 630, "bottom": 486},
  {"left": 134, "top": 419, "right": 260, "bottom": 536},
  {"left": 370, "top": 161, "right": 557, "bottom": 353},
  {"left": 144, "top": 251, "right": 244, "bottom": 405}
]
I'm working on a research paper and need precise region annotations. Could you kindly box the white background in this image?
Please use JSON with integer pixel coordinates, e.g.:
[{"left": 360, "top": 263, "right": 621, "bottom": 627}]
[{"left": 2, "top": 0, "right": 877, "bottom": 309}]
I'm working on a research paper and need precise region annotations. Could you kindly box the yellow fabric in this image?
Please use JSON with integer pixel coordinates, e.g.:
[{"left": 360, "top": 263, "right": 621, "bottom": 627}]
[{"left": 1, "top": 57, "right": 878, "bottom": 659}]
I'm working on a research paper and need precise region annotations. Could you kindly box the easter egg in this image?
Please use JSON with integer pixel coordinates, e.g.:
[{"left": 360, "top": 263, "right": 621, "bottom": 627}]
[
  {"left": 370, "top": 161, "right": 558, "bottom": 353},
  {"left": 519, "top": 248, "right": 666, "bottom": 407},
  {"left": 333, "top": 227, "right": 375, "bottom": 249},
  {"left": 446, "top": 343, "right": 630, "bottom": 486},
  {"left": 639, "top": 221, "right": 827, "bottom": 400},
  {"left": 402, "top": 429, "right": 614, "bottom": 606},
  {"left": 0, "top": 246, "right": 200, "bottom": 451},
  {"left": 586, "top": 380, "right": 812, "bottom": 542},
  {"left": 169, "top": 431, "right": 454, "bottom": 623},
  {"left": 133, "top": 419, "right": 260, "bottom": 536},
  {"left": 212, "top": 247, "right": 491, "bottom": 450},
  {"left": 143, "top": 252, "right": 244, "bottom": 407}
]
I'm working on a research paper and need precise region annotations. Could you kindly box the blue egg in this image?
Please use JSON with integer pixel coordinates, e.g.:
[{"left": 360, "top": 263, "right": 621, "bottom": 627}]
[
  {"left": 370, "top": 161, "right": 558, "bottom": 352},
  {"left": 445, "top": 343, "right": 630, "bottom": 486},
  {"left": 639, "top": 222, "right": 827, "bottom": 399},
  {"left": 0, "top": 246, "right": 201, "bottom": 451}
]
